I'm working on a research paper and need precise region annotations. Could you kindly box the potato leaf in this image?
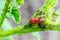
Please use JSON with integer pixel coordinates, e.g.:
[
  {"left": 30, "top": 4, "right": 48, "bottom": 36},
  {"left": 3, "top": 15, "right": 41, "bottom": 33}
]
[
  {"left": 11, "top": 6, "right": 21, "bottom": 24},
  {"left": 16, "top": 0, "right": 24, "bottom": 5}
]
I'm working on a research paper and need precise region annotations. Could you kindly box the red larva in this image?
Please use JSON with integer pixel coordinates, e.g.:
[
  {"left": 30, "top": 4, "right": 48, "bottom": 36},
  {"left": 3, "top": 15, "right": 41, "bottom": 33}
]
[
  {"left": 39, "top": 18, "right": 45, "bottom": 25},
  {"left": 30, "top": 17, "right": 39, "bottom": 24},
  {"left": 30, "top": 17, "right": 45, "bottom": 28}
]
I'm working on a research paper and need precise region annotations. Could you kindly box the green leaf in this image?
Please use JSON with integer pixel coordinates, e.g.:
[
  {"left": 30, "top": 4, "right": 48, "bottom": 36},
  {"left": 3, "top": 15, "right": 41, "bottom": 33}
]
[
  {"left": 11, "top": 6, "right": 21, "bottom": 24},
  {"left": 6, "top": 0, "right": 21, "bottom": 24},
  {"left": 16, "top": 0, "right": 24, "bottom": 5}
]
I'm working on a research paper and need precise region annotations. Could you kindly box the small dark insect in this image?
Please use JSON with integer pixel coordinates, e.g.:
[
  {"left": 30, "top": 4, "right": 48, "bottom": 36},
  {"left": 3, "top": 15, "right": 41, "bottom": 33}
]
[
  {"left": 38, "top": 18, "right": 45, "bottom": 28},
  {"left": 28, "top": 22, "right": 31, "bottom": 26},
  {"left": 38, "top": 23, "right": 46, "bottom": 28},
  {"left": 41, "top": 25, "right": 46, "bottom": 28},
  {"left": 39, "top": 18, "right": 45, "bottom": 25}
]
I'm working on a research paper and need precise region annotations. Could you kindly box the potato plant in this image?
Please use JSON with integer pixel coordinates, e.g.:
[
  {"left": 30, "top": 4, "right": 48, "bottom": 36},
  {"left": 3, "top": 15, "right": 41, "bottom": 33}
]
[{"left": 0, "top": 0, "right": 60, "bottom": 40}]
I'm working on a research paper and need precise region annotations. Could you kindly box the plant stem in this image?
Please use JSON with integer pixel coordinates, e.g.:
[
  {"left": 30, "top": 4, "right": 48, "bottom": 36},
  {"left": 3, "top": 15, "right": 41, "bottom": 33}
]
[
  {"left": 0, "top": 0, "right": 10, "bottom": 27},
  {"left": 0, "top": 0, "right": 10, "bottom": 40},
  {"left": 0, "top": 21, "right": 58, "bottom": 37},
  {"left": 0, "top": 26, "right": 42, "bottom": 37}
]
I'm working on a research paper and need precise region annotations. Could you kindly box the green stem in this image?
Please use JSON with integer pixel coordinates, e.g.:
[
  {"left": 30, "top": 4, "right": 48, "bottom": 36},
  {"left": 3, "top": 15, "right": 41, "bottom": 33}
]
[
  {"left": 0, "top": 26, "right": 41, "bottom": 37},
  {"left": 0, "top": 21, "right": 59, "bottom": 37},
  {"left": 0, "top": 0, "right": 10, "bottom": 40},
  {"left": 0, "top": 0, "right": 10, "bottom": 27}
]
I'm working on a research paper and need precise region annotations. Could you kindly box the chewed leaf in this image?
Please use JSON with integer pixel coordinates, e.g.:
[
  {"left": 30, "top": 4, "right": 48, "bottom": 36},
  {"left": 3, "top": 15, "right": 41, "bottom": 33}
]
[
  {"left": 11, "top": 6, "right": 21, "bottom": 24},
  {"left": 16, "top": 0, "right": 24, "bottom": 5}
]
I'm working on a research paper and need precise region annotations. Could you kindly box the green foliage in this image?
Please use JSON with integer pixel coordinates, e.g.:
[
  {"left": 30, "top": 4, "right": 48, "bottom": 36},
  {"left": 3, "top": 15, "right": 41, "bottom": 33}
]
[
  {"left": 16, "top": 0, "right": 24, "bottom": 5},
  {"left": 40, "top": 0, "right": 58, "bottom": 12},
  {"left": 6, "top": 0, "right": 22, "bottom": 24},
  {"left": 11, "top": 6, "right": 21, "bottom": 24}
]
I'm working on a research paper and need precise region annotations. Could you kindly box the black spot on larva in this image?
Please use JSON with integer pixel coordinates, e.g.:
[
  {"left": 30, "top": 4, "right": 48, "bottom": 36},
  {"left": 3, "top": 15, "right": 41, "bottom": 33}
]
[{"left": 38, "top": 23, "right": 46, "bottom": 28}]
